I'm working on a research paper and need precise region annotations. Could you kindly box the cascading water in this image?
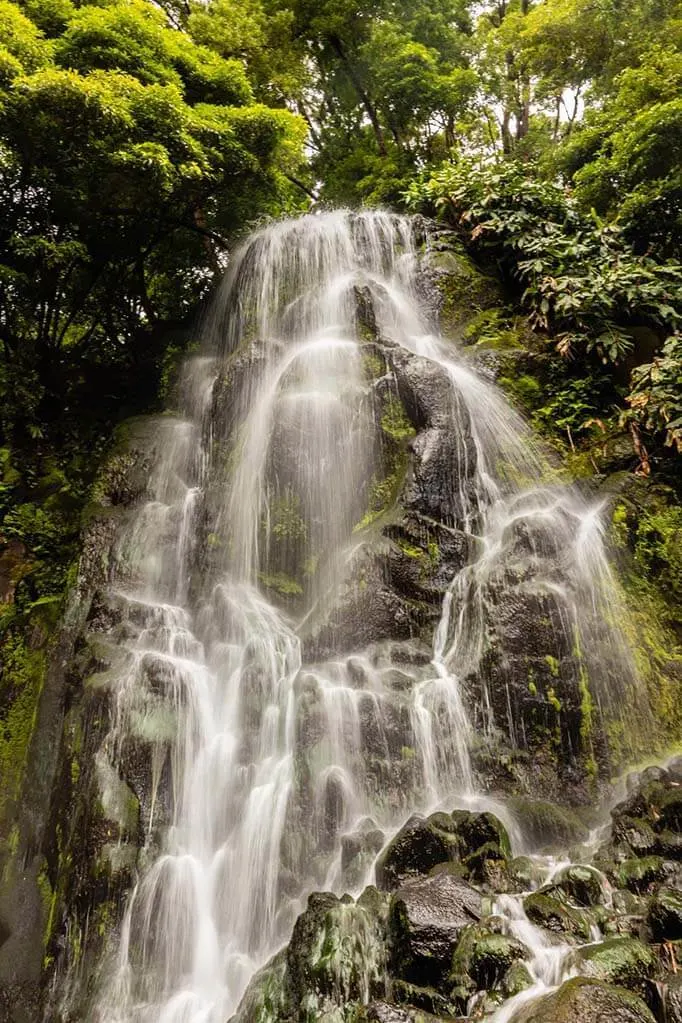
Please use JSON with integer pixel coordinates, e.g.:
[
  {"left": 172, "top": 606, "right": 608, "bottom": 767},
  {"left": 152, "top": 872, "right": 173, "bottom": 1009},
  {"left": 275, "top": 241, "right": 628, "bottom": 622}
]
[{"left": 86, "top": 210, "right": 647, "bottom": 1023}]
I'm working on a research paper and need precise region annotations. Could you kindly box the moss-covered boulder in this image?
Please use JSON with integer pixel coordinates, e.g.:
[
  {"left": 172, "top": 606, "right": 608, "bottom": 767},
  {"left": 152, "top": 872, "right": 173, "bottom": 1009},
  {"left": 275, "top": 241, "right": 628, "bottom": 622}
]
[
  {"left": 552, "top": 865, "right": 607, "bottom": 907},
  {"left": 647, "top": 885, "right": 682, "bottom": 940},
  {"left": 572, "top": 937, "right": 657, "bottom": 991},
  {"left": 613, "top": 856, "right": 667, "bottom": 894},
  {"left": 450, "top": 923, "right": 528, "bottom": 995},
  {"left": 610, "top": 768, "right": 682, "bottom": 861},
  {"left": 235, "top": 888, "right": 390, "bottom": 1023},
  {"left": 523, "top": 890, "right": 594, "bottom": 942},
  {"left": 512, "top": 977, "right": 656, "bottom": 1023},
  {"left": 501, "top": 960, "right": 534, "bottom": 998},
  {"left": 391, "top": 978, "right": 461, "bottom": 1017}
]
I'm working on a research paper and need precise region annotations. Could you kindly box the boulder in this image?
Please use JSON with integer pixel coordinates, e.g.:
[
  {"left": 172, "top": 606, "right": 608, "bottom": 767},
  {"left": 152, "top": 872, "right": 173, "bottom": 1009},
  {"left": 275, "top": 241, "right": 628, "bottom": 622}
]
[
  {"left": 376, "top": 810, "right": 510, "bottom": 891},
  {"left": 647, "top": 885, "right": 682, "bottom": 940},
  {"left": 389, "top": 872, "right": 482, "bottom": 986},
  {"left": 523, "top": 890, "right": 593, "bottom": 942},
  {"left": 613, "top": 856, "right": 667, "bottom": 894},
  {"left": 506, "top": 797, "right": 589, "bottom": 850},
  {"left": 553, "top": 865, "right": 606, "bottom": 908},
  {"left": 512, "top": 976, "right": 656, "bottom": 1023},
  {"left": 451, "top": 923, "right": 528, "bottom": 993},
  {"left": 572, "top": 937, "right": 657, "bottom": 991}
]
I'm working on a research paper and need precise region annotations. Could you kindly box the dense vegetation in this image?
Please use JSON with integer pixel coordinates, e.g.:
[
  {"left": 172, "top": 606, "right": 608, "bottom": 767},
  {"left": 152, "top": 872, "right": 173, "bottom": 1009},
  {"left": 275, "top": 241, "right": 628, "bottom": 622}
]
[{"left": 0, "top": 0, "right": 680, "bottom": 793}]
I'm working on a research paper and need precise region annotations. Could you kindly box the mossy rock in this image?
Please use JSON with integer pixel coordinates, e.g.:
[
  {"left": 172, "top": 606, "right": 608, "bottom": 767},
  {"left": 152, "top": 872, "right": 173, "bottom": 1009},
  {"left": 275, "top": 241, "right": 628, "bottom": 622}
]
[
  {"left": 426, "top": 249, "right": 501, "bottom": 333},
  {"left": 507, "top": 856, "right": 547, "bottom": 891},
  {"left": 572, "top": 937, "right": 657, "bottom": 991},
  {"left": 553, "top": 865, "right": 607, "bottom": 907},
  {"left": 501, "top": 960, "right": 534, "bottom": 999},
  {"left": 507, "top": 797, "right": 589, "bottom": 850},
  {"left": 614, "top": 856, "right": 667, "bottom": 894},
  {"left": 523, "top": 890, "right": 593, "bottom": 942},
  {"left": 391, "top": 978, "right": 461, "bottom": 1018},
  {"left": 647, "top": 886, "right": 682, "bottom": 940},
  {"left": 450, "top": 924, "right": 527, "bottom": 993},
  {"left": 512, "top": 977, "right": 656, "bottom": 1023}
]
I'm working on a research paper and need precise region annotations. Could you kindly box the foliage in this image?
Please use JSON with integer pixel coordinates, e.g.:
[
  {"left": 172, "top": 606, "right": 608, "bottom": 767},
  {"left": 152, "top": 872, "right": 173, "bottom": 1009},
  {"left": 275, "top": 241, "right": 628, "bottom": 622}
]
[
  {"left": 623, "top": 336, "right": 682, "bottom": 454},
  {"left": 0, "top": 0, "right": 306, "bottom": 456},
  {"left": 557, "top": 41, "right": 682, "bottom": 257},
  {"left": 406, "top": 159, "right": 682, "bottom": 367}
]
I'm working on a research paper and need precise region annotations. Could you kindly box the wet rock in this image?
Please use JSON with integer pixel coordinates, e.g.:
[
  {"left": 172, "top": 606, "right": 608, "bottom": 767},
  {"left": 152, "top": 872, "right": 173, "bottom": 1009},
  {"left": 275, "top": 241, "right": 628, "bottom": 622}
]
[
  {"left": 501, "top": 960, "right": 534, "bottom": 998},
  {"left": 387, "top": 348, "right": 477, "bottom": 524},
  {"left": 610, "top": 768, "right": 682, "bottom": 860},
  {"left": 303, "top": 546, "right": 428, "bottom": 659},
  {"left": 376, "top": 815, "right": 458, "bottom": 890},
  {"left": 553, "top": 865, "right": 607, "bottom": 907},
  {"left": 523, "top": 890, "right": 593, "bottom": 942},
  {"left": 512, "top": 976, "right": 656, "bottom": 1023},
  {"left": 572, "top": 937, "right": 657, "bottom": 991},
  {"left": 375, "top": 810, "right": 510, "bottom": 891},
  {"left": 285, "top": 889, "right": 388, "bottom": 1016},
  {"left": 507, "top": 856, "right": 547, "bottom": 891},
  {"left": 341, "top": 821, "right": 385, "bottom": 888},
  {"left": 389, "top": 872, "right": 482, "bottom": 986},
  {"left": 392, "top": 978, "right": 461, "bottom": 1017},
  {"left": 647, "top": 885, "right": 682, "bottom": 940},
  {"left": 507, "top": 797, "right": 589, "bottom": 850},
  {"left": 451, "top": 923, "right": 528, "bottom": 995},
  {"left": 366, "top": 1002, "right": 413, "bottom": 1023},
  {"left": 662, "top": 973, "right": 682, "bottom": 1023},
  {"left": 613, "top": 856, "right": 667, "bottom": 894}
]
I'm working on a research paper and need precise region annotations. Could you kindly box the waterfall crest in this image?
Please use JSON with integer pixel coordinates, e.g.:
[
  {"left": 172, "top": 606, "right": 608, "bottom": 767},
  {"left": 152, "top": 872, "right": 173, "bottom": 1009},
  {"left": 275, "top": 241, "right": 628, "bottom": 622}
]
[{"left": 86, "top": 211, "right": 647, "bottom": 1023}]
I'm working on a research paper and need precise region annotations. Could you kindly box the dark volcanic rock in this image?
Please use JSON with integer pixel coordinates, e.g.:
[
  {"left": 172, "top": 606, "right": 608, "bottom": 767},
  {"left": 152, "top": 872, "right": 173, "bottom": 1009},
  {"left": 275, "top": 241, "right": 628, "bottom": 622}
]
[
  {"left": 647, "top": 885, "right": 682, "bottom": 940},
  {"left": 376, "top": 809, "right": 510, "bottom": 891},
  {"left": 389, "top": 872, "right": 482, "bottom": 986}
]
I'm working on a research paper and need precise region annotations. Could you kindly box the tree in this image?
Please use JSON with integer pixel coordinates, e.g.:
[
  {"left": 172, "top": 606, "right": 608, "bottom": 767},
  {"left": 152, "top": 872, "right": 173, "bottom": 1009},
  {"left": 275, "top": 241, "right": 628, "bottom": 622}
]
[{"left": 0, "top": 0, "right": 306, "bottom": 446}]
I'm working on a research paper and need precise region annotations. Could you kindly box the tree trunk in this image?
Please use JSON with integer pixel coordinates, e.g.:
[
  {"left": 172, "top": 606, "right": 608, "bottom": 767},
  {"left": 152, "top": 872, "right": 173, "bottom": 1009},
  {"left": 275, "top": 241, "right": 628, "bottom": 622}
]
[{"left": 328, "top": 34, "right": 387, "bottom": 156}]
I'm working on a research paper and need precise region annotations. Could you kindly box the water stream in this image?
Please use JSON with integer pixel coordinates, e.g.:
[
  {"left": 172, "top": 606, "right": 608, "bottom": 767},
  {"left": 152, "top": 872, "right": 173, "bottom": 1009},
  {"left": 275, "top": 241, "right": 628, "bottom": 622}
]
[{"left": 88, "top": 211, "right": 645, "bottom": 1023}]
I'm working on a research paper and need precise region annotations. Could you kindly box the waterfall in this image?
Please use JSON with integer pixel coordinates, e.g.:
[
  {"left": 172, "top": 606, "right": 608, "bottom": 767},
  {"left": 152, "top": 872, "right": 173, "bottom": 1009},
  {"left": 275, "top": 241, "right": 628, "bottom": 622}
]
[{"left": 87, "top": 211, "right": 646, "bottom": 1023}]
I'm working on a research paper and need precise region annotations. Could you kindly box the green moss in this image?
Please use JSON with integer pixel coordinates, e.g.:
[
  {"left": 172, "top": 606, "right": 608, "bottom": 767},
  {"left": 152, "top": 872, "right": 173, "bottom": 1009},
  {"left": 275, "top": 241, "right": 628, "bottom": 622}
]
[
  {"left": 268, "top": 490, "right": 307, "bottom": 543},
  {"left": 353, "top": 450, "right": 408, "bottom": 532},
  {"left": 362, "top": 352, "right": 385, "bottom": 380},
  {"left": 431, "top": 251, "right": 500, "bottom": 331},
  {"left": 545, "top": 654, "right": 560, "bottom": 677},
  {"left": 524, "top": 890, "right": 593, "bottom": 941},
  {"left": 397, "top": 539, "right": 424, "bottom": 559},
  {"left": 380, "top": 394, "right": 416, "bottom": 442},
  {"left": 0, "top": 632, "right": 47, "bottom": 824},
  {"left": 258, "top": 571, "right": 304, "bottom": 596},
  {"left": 498, "top": 373, "right": 543, "bottom": 413},
  {"left": 577, "top": 936, "right": 657, "bottom": 989},
  {"left": 634, "top": 505, "right": 682, "bottom": 604},
  {"left": 547, "top": 686, "right": 562, "bottom": 712},
  {"left": 615, "top": 856, "right": 666, "bottom": 893}
]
